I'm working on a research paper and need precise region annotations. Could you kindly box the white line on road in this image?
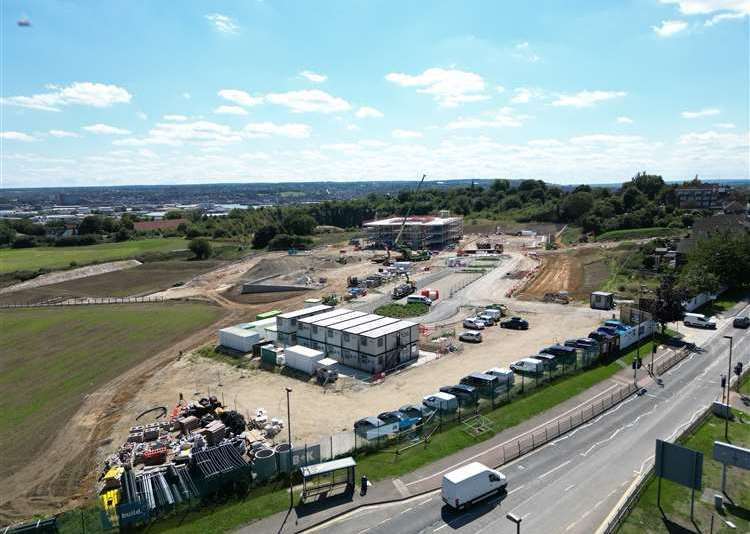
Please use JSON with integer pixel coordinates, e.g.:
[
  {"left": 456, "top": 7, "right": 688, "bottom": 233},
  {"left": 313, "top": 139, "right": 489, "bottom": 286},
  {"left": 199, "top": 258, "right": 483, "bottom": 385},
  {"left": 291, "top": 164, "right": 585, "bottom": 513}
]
[
  {"left": 507, "top": 484, "right": 526, "bottom": 495},
  {"left": 405, "top": 383, "right": 621, "bottom": 487},
  {"left": 538, "top": 460, "right": 572, "bottom": 480},
  {"left": 565, "top": 484, "right": 576, "bottom": 492},
  {"left": 433, "top": 524, "right": 448, "bottom": 532}
]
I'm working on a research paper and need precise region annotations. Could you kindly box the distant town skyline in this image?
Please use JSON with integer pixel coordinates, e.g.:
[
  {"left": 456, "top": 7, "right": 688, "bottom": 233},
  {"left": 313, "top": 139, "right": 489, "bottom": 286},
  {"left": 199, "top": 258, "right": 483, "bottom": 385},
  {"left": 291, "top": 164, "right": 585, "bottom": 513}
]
[{"left": 1, "top": 0, "right": 748, "bottom": 187}]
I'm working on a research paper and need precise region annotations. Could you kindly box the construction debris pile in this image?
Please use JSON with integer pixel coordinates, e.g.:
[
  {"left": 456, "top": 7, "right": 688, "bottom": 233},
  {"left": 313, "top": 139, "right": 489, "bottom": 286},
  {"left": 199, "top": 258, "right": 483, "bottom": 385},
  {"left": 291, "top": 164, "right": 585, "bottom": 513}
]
[{"left": 97, "top": 396, "right": 291, "bottom": 528}]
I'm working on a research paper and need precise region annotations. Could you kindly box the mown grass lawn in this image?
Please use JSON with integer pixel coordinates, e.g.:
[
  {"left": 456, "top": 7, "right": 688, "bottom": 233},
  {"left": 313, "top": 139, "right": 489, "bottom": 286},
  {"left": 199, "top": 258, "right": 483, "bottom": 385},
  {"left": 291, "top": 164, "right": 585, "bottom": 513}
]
[
  {"left": 0, "top": 303, "right": 224, "bottom": 482},
  {"left": 375, "top": 302, "right": 430, "bottom": 318},
  {"left": 595, "top": 227, "right": 683, "bottom": 242},
  {"left": 619, "top": 411, "right": 750, "bottom": 534},
  {"left": 0, "top": 237, "right": 191, "bottom": 274}
]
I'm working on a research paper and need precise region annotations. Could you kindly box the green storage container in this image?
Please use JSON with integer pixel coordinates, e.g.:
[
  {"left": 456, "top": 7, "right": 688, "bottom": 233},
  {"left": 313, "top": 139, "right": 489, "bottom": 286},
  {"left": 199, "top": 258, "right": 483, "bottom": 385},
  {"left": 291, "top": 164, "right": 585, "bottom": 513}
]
[
  {"left": 261, "top": 344, "right": 280, "bottom": 365},
  {"left": 256, "top": 310, "right": 282, "bottom": 320}
]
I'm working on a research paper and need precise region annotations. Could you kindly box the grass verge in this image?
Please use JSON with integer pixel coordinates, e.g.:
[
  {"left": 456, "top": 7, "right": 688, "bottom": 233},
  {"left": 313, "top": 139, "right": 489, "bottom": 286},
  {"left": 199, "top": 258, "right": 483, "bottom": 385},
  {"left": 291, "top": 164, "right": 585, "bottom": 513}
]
[
  {"left": 618, "top": 411, "right": 750, "bottom": 534},
  {"left": 595, "top": 227, "right": 682, "bottom": 242}
]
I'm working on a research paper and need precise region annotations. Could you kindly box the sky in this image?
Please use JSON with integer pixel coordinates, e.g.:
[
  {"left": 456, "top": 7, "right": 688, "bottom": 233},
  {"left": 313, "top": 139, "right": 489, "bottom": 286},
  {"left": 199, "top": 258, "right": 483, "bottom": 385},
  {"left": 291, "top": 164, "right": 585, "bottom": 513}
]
[{"left": 1, "top": 0, "right": 748, "bottom": 188}]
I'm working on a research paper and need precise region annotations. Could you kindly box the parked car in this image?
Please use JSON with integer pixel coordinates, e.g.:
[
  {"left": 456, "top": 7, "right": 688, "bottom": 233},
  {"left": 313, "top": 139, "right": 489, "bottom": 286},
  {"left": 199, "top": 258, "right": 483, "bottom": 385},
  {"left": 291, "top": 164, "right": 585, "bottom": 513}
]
[
  {"left": 510, "top": 357, "right": 544, "bottom": 375},
  {"left": 684, "top": 312, "right": 717, "bottom": 329},
  {"left": 439, "top": 384, "right": 479, "bottom": 406},
  {"left": 442, "top": 462, "right": 507, "bottom": 510},
  {"left": 477, "top": 312, "right": 497, "bottom": 326},
  {"left": 407, "top": 294, "right": 433, "bottom": 306},
  {"left": 459, "top": 331, "right": 483, "bottom": 343},
  {"left": 463, "top": 317, "right": 486, "bottom": 330},
  {"left": 733, "top": 316, "right": 750, "bottom": 329},
  {"left": 500, "top": 317, "right": 529, "bottom": 330},
  {"left": 377, "top": 411, "right": 418, "bottom": 431}
]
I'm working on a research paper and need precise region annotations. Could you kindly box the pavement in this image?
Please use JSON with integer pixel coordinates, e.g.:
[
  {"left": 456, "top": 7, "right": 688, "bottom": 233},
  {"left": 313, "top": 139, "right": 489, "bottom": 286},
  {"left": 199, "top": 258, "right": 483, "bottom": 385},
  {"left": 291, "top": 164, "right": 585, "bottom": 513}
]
[{"left": 240, "top": 299, "right": 750, "bottom": 534}]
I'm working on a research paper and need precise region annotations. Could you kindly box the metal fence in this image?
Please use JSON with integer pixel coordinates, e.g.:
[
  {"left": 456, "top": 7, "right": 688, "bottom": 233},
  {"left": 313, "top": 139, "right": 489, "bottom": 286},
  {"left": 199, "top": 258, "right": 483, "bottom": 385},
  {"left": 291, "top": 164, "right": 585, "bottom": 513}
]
[{"left": 0, "top": 295, "right": 168, "bottom": 309}]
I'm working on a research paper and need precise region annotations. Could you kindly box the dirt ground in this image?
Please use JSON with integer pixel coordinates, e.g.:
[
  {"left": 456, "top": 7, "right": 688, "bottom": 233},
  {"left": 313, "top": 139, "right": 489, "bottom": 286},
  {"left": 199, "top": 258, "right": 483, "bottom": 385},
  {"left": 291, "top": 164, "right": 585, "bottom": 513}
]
[
  {"left": 109, "top": 301, "right": 606, "bottom": 450},
  {"left": 0, "top": 259, "right": 141, "bottom": 293},
  {"left": 518, "top": 247, "right": 618, "bottom": 302}
]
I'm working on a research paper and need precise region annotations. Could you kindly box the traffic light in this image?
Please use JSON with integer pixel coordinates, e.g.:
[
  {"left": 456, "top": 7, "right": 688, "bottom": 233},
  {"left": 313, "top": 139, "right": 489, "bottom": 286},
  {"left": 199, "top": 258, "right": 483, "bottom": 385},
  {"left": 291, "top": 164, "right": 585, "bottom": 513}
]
[{"left": 735, "top": 362, "right": 743, "bottom": 377}]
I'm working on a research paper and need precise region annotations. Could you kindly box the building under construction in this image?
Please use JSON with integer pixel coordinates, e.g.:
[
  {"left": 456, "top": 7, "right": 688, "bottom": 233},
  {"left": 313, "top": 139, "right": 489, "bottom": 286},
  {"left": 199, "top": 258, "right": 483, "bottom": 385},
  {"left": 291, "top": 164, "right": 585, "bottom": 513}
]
[{"left": 363, "top": 213, "right": 463, "bottom": 250}]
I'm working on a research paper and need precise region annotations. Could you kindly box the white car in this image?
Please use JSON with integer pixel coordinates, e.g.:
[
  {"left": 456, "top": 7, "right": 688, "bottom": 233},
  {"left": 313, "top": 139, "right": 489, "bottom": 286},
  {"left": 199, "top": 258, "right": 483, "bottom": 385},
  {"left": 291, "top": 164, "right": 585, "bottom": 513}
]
[
  {"left": 683, "top": 312, "right": 717, "bottom": 329},
  {"left": 463, "top": 317, "right": 486, "bottom": 330}
]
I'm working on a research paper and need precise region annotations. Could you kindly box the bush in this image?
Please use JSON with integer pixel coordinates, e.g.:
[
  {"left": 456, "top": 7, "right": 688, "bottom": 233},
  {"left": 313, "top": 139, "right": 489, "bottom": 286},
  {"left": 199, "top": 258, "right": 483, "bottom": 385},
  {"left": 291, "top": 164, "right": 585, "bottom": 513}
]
[
  {"left": 54, "top": 234, "right": 98, "bottom": 247},
  {"left": 11, "top": 235, "right": 36, "bottom": 248},
  {"left": 267, "top": 234, "right": 313, "bottom": 251},
  {"left": 188, "top": 238, "right": 213, "bottom": 260}
]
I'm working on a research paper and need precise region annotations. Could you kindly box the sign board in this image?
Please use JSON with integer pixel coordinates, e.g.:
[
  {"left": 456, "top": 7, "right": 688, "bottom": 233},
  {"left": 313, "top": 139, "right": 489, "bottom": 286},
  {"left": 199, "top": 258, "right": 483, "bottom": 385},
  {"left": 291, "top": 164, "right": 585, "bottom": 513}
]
[
  {"left": 655, "top": 439, "right": 703, "bottom": 490},
  {"left": 714, "top": 441, "right": 750, "bottom": 470},
  {"left": 117, "top": 500, "right": 149, "bottom": 526},
  {"left": 712, "top": 401, "right": 733, "bottom": 420},
  {"left": 292, "top": 443, "right": 321, "bottom": 468}
]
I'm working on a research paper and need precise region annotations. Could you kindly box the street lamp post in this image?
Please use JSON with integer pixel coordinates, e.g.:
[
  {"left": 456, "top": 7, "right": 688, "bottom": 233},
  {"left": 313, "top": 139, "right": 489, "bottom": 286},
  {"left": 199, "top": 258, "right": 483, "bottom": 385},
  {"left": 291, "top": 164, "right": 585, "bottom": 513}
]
[
  {"left": 286, "top": 386, "right": 294, "bottom": 509},
  {"left": 723, "top": 336, "right": 733, "bottom": 441},
  {"left": 506, "top": 512, "right": 522, "bottom": 534}
]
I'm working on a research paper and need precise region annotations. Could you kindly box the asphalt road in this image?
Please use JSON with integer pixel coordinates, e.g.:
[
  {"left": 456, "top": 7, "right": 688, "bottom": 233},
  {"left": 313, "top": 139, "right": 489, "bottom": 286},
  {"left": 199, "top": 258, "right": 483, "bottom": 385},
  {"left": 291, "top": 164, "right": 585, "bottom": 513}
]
[{"left": 310, "top": 302, "right": 750, "bottom": 534}]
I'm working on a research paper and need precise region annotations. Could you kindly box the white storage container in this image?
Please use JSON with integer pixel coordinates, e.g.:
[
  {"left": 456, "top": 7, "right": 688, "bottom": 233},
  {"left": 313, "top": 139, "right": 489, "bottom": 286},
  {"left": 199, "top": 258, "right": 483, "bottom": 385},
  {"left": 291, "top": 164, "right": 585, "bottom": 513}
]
[
  {"left": 284, "top": 345, "right": 325, "bottom": 374},
  {"left": 219, "top": 327, "right": 260, "bottom": 353},
  {"left": 313, "top": 357, "right": 338, "bottom": 373}
]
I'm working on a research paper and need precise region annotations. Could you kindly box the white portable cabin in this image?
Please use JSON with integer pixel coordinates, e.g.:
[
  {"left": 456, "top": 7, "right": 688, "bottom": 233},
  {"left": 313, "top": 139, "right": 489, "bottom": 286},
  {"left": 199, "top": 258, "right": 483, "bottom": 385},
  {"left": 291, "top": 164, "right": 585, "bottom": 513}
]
[
  {"left": 590, "top": 291, "right": 615, "bottom": 310},
  {"left": 329, "top": 314, "right": 383, "bottom": 348},
  {"left": 218, "top": 326, "right": 260, "bottom": 353},
  {"left": 284, "top": 345, "right": 325, "bottom": 375},
  {"left": 358, "top": 320, "right": 419, "bottom": 373},
  {"left": 296, "top": 308, "right": 354, "bottom": 343},
  {"left": 334, "top": 316, "right": 399, "bottom": 364},
  {"left": 275, "top": 305, "right": 332, "bottom": 345},
  {"left": 312, "top": 311, "right": 367, "bottom": 345}
]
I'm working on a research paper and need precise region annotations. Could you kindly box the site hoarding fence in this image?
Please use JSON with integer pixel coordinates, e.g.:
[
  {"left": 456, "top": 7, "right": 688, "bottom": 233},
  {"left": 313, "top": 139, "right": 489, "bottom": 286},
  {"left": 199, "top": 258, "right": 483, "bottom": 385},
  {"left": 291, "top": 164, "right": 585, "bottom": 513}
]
[{"left": 0, "top": 295, "right": 169, "bottom": 309}]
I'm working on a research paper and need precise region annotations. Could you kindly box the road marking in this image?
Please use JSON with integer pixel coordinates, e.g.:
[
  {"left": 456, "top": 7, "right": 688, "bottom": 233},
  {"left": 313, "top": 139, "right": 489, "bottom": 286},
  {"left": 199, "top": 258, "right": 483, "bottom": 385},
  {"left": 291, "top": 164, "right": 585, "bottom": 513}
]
[
  {"left": 517, "top": 464, "right": 525, "bottom": 470},
  {"left": 565, "top": 484, "right": 576, "bottom": 492},
  {"left": 405, "top": 383, "right": 621, "bottom": 486},
  {"left": 433, "top": 524, "right": 448, "bottom": 532},
  {"left": 399, "top": 507, "right": 413, "bottom": 515},
  {"left": 417, "top": 498, "right": 433, "bottom": 506},
  {"left": 507, "top": 484, "right": 526, "bottom": 495},
  {"left": 538, "top": 460, "right": 572, "bottom": 480}
]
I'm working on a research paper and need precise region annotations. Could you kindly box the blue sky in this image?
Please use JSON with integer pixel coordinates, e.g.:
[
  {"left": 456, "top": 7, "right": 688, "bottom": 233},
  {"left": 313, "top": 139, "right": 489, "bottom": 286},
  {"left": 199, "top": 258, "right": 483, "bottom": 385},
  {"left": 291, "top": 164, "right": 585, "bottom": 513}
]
[{"left": 1, "top": 0, "right": 748, "bottom": 187}]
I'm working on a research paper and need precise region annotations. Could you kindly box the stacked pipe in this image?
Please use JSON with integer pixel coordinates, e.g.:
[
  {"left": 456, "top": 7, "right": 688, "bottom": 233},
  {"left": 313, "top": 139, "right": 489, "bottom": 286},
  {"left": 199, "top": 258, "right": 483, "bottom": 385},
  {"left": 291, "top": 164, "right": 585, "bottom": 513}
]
[{"left": 191, "top": 443, "right": 248, "bottom": 479}]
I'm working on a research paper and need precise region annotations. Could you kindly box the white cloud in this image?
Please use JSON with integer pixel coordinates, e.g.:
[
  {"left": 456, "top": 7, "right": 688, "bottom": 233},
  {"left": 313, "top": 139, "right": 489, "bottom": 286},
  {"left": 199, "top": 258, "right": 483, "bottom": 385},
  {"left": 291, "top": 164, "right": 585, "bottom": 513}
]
[
  {"left": 659, "top": 0, "right": 750, "bottom": 15},
  {"left": 496, "top": 85, "right": 506, "bottom": 93},
  {"left": 299, "top": 70, "right": 327, "bottom": 83},
  {"left": 218, "top": 89, "right": 264, "bottom": 107},
  {"left": 0, "top": 82, "right": 131, "bottom": 112},
  {"left": 705, "top": 11, "right": 747, "bottom": 24},
  {"left": 136, "top": 111, "right": 148, "bottom": 120},
  {"left": 114, "top": 120, "right": 242, "bottom": 147},
  {"left": 355, "top": 106, "right": 384, "bottom": 119},
  {"left": 652, "top": 20, "right": 689, "bottom": 37},
  {"left": 1, "top": 131, "right": 36, "bottom": 142},
  {"left": 82, "top": 124, "right": 131, "bottom": 135},
  {"left": 510, "top": 87, "right": 544, "bottom": 104},
  {"left": 243, "top": 122, "right": 311, "bottom": 138},
  {"left": 681, "top": 107, "right": 720, "bottom": 118},
  {"left": 48, "top": 129, "right": 80, "bottom": 138},
  {"left": 214, "top": 105, "right": 248, "bottom": 116},
  {"left": 569, "top": 134, "right": 646, "bottom": 145},
  {"left": 513, "top": 42, "right": 541, "bottom": 63},
  {"left": 446, "top": 107, "right": 529, "bottom": 129},
  {"left": 385, "top": 68, "right": 488, "bottom": 107},
  {"left": 182, "top": 92, "right": 191, "bottom": 100},
  {"left": 346, "top": 124, "right": 361, "bottom": 131},
  {"left": 715, "top": 122, "right": 736, "bottom": 128},
  {"left": 392, "top": 129, "right": 423, "bottom": 139},
  {"left": 552, "top": 90, "right": 627, "bottom": 108},
  {"left": 163, "top": 114, "right": 188, "bottom": 121},
  {"left": 266, "top": 89, "right": 351, "bottom": 113},
  {"left": 206, "top": 13, "right": 239, "bottom": 34},
  {"left": 616, "top": 116, "right": 634, "bottom": 124}
]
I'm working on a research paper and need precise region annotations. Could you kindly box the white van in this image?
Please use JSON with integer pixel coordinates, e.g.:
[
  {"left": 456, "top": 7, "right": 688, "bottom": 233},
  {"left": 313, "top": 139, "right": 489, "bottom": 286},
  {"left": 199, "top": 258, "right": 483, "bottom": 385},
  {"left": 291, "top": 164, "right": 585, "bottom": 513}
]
[
  {"left": 442, "top": 462, "right": 507, "bottom": 510},
  {"left": 407, "top": 295, "right": 433, "bottom": 306},
  {"left": 683, "top": 312, "right": 717, "bottom": 330},
  {"left": 423, "top": 392, "right": 458, "bottom": 413},
  {"left": 481, "top": 309, "right": 503, "bottom": 321}
]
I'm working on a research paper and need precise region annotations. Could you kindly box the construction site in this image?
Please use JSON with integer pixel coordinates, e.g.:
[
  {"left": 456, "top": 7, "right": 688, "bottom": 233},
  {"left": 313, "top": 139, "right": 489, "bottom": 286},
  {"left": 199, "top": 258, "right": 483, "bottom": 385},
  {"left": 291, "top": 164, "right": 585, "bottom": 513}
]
[{"left": 0, "top": 212, "right": 628, "bottom": 530}]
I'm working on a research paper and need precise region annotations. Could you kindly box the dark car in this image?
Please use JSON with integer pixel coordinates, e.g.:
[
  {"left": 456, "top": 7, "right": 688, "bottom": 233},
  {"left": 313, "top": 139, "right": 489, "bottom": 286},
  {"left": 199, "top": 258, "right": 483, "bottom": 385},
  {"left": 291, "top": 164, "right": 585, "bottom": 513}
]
[
  {"left": 439, "top": 384, "right": 479, "bottom": 406},
  {"left": 734, "top": 316, "right": 750, "bottom": 328},
  {"left": 500, "top": 317, "right": 529, "bottom": 330}
]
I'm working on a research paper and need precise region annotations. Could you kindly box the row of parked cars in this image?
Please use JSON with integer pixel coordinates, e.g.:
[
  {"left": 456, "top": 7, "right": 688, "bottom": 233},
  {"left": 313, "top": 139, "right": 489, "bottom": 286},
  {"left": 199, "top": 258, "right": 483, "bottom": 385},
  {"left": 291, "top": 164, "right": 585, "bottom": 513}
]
[{"left": 354, "top": 367, "right": 517, "bottom": 439}]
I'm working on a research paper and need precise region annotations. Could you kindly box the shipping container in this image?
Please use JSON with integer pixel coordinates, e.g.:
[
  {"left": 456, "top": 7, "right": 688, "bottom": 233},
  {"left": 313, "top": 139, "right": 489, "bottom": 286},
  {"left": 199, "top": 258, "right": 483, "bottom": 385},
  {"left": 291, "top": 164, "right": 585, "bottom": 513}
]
[
  {"left": 284, "top": 345, "right": 325, "bottom": 374},
  {"left": 218, "top": 327, "right": 260, "bottom": 353}
]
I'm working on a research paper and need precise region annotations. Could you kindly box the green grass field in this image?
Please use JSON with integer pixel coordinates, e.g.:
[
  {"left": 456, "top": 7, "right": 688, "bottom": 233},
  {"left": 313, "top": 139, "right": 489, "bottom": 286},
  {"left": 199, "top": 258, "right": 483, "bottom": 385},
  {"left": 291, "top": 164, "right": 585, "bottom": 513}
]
[
  {"left": 0, "top": 238, "right": 189, "bottom": 274},
  {"left": 595, "top": 227, "right": 682, "bottom": 242},
  {"left": 619, "top": 411, "right": 750, "bottom": 534},
  {"left": 142, "top": 340, "right": 654, "bottom": 534},
  {"left": 0, "top": 303, "right": 224, "bottom": 482}
]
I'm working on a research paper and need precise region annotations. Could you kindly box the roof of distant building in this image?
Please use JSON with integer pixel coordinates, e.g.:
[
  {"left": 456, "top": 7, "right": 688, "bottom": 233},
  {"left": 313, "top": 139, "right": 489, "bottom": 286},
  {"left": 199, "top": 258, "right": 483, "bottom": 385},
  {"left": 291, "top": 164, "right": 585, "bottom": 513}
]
[
  {"left": 364, "top": 215, "right": 462, "bottom": 227},
  {"left": 133, "top": 218, "right": 186, "bottom": 231}
]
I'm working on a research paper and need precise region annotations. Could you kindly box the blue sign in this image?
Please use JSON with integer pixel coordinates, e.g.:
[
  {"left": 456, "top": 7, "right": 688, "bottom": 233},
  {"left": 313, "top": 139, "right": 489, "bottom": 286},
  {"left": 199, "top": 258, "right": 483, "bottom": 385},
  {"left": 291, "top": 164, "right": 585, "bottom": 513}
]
[{"left": 117, "top": 500, "right": 150, "bottom": 526}]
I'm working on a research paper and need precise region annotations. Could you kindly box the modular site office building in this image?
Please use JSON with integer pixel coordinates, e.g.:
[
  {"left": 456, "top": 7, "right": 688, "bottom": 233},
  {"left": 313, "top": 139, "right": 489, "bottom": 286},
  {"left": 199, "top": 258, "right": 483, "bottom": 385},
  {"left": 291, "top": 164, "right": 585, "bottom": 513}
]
[
  {"left": 275, "top": 304, "right": 333, "bottom": 346},
  {"left": 363, "top": 215, "right": 464, "bottom": 250},
  {"left": 277, "top": 306, "right": 419, "bottom": 374}
]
